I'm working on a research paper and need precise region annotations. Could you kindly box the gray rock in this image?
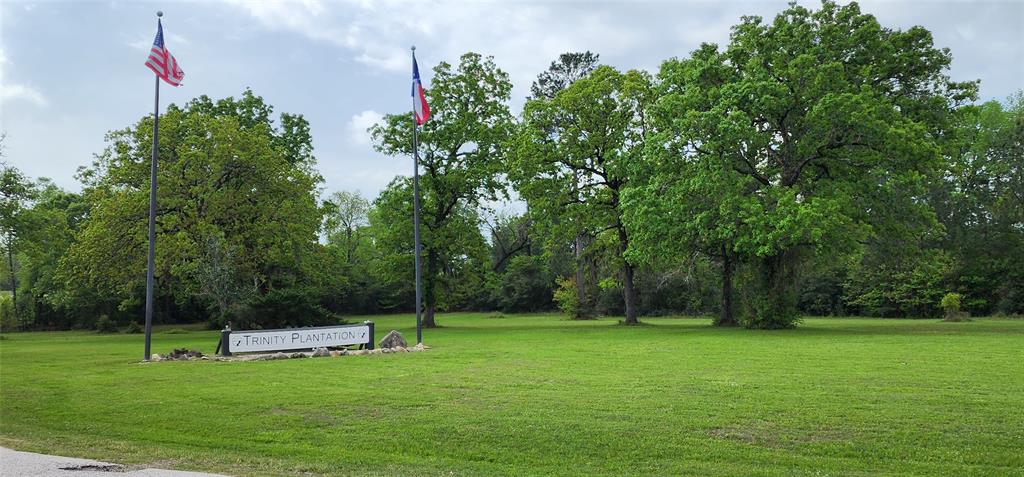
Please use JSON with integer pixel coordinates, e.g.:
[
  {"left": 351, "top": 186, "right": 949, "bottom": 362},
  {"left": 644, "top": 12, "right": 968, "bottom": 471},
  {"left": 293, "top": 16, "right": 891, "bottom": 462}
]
[
  {"left": 289, "top": 352, "right": 307, "bottom": 359},
  {"left": 271, "top": 352, "right": 289, "bottom": 360},
  {"left": 311, "top": 347, "right": 330, "bottom": 358},
  {"left": 378, "top": 330, "right": 408, "bottom": 349},
  {"left": 150, "top": 354, "right": 163, "bottom": 362}
]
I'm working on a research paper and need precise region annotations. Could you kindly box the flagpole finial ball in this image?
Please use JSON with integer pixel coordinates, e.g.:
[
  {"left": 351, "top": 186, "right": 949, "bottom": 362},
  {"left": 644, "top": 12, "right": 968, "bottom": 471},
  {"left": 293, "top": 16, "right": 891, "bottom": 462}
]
[
  {"left": 411, "top": 45, "right": 416, "bottom": 51},
  {"left": 156, "top": 11, "right": 163, "bottom": 17}
]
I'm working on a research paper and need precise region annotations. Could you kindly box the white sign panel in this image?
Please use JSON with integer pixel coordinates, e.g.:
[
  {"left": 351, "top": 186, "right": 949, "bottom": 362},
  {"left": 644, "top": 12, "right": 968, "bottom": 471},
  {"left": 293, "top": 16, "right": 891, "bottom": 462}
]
[{"left": 230, "top": 325, "right": 370, "bottom": 353}]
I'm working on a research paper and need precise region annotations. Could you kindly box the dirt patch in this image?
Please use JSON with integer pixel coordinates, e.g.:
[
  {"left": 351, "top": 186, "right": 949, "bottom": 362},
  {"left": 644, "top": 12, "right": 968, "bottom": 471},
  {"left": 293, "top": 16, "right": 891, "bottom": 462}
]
[{"left": 708, "top": 420, "right": 850, "bottom": 449}]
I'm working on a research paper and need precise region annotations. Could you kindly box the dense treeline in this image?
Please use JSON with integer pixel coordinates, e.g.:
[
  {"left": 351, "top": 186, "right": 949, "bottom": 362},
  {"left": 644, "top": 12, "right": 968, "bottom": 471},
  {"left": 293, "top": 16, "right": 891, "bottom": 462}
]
[{"left": 1, "top": 2, "right": 1021, "bottom": 331}]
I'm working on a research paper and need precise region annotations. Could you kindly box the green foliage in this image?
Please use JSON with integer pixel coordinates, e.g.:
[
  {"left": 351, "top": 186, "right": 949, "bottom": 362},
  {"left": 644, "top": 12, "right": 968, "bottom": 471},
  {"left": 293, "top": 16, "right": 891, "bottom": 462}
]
[
  {"left": 492, "top": 255, "right": 554, "bottom": 313},
  {"left": 94, "top": 314, "right": 117, "bottom": 333},
  {"left": 58, "top": 90, "right": 322, "bottom": 329},
  {"left": 0, "top": 294, "right": 14, "bottom": 332},
  {"left": 232, "top": 288, "right": 342, "bottom": 330},
  {"left": 0, "top": 3, "right": 1016, "bottom": 329},
  {"left": 846, "top": 248, "right": 954, "bottom": 317},
  {"left": 514, "top": 64, "right": 655, "bottom": 324},
  {"left": 932, "top": 94, "right": 1024, "bottom": 315},
  {"left": 627, "top": 1, "right": 974, "bottom": 328},
  {"left": 940, "top": 293, "right": 962, "bottom": 315},
  {"left": 529, "top": 51, "right": 600, "bottom": 100},
  {"left": 125, "top": 321, "right": 143, "bottom": 334},
  {"left": 371, "top": 52, "right": 514, "bottom": 326},
  {"left": 553, "top": 277, "right": 580, "bottom": 318}
]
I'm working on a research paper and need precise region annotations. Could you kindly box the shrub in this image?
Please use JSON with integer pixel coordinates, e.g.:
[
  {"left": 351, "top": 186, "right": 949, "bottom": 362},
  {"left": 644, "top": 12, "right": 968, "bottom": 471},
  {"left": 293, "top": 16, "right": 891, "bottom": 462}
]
[
  {"left": 125, "top": 321, "right": 143, "bottom": 334},
  {"left": 553, "top": 277, "right": 580, "bottom": 319},
  {"left": 941, "top": 292, "right": 970, "bottom": 322},
  {"left": 0, "top": 295, "right": 15, "bottom": 332},
  {"left": 95, "top": 314, "right": 118, "bottom": 333},
  {"left": 234, "top": 288, "right": 344, "bottom": 329}
]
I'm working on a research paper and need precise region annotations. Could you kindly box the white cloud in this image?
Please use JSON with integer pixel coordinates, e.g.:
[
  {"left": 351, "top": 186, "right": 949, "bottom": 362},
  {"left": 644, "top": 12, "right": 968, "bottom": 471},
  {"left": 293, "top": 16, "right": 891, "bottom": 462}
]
[
  {"left": 0, "top": 49, "right": 48, "bottom": 107},
  {"left": 128, "top": 37, "right": 151, "bottom": 51},
  {"left": 222, "top": 0, "right": 647, "bottom": 83},
  {"left": 168, "top": 33, "right": 191, "bottom": 46},
  {"left": 347, "top": 109, "right": 383, "bottom": 145}
]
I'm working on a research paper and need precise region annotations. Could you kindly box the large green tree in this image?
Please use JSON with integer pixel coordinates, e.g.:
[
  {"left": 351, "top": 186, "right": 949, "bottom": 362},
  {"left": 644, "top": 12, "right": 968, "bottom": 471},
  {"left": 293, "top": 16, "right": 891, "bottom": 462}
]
[
  {"left": 627, "top": 1, "right": 975, "bottom": 328},
  {"left": 513, "top": 65, "right": 655, "bottom": 324},
  {"left": 530, "top": 52, "right": 603, "bottom": 318},
  {"left": 0, "top": 161, "right": 38, "bottom": 325},
  {"left": 932, "top": 93, "right": 1024, "bottom": 314},
  {"left": 59, "top": 90, "right": 323, "bottom": 326},
  {"left": 368, "top": 178, "right": 491, "bottom": 319},
  {"left": 371, "top": 52, "right": 514, "bottom": 327}
]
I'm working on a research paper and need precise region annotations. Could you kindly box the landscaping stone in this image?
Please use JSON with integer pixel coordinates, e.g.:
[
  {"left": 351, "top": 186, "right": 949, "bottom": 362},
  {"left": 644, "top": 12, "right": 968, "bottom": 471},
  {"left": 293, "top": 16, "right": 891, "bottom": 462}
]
[
  {"left": 271, "top": 352, "right": 289, "bottom": 360},
  {"left": 311, "top": 347, "right": 330, "bottom": 358},
  {"left": 152, "top": 348, "right": 205, "bottom": 361},
  {"left": 289, "top": 352, "right": 307, "bottom": 359},
  {"left": 378, "top": 330, "right": 408, "bottom": 349}
]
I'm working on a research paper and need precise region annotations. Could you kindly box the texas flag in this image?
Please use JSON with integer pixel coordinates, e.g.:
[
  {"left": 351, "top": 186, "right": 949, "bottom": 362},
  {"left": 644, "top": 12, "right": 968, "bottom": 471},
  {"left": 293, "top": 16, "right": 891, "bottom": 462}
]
[{"left": 412, "top": 56, "right": 431, "bottom": 125}]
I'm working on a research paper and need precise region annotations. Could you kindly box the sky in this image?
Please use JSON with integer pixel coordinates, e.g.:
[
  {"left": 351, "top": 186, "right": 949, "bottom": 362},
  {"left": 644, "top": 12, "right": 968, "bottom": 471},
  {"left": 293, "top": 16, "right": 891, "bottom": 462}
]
[{"left": 1, "top": 0, "right": 1022, "bottom": 203}]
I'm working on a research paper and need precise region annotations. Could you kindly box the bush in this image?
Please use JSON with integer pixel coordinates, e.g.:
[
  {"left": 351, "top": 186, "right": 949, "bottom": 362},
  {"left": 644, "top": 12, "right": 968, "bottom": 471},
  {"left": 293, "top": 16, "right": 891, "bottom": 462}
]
[
  {"left": 0, "top": 294, "right": 15, "bottom": 332},
  {"left": 233, "top": 288, "right": 344, "bottom": 330},
  {"left": 125, "top": 321, "right": 143, "bottom": 334},
  {"left": 941, "top": 292, "right": 970, "bottom": 322},
  {"left": 553, "top": 277, "right": 581, "bottom": 319},
  {"left": 95, "top": 314, "right": 118, "bottom": 333}
]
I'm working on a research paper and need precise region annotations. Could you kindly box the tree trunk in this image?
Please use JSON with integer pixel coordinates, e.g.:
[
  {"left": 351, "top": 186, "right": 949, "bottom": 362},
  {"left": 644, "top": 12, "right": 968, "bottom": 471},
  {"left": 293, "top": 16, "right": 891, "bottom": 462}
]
[
  {"left": 716, "top": 246, "right": 738, "bottom": 327},
  {"left": 422, "top": 250, "right": 438, "bottom": 328},
  {"left": 7, "top": 242, "right": 16, "bottom": 324},
  {"left": 618, "top": 226, "right": 639, "bottom": 325}
]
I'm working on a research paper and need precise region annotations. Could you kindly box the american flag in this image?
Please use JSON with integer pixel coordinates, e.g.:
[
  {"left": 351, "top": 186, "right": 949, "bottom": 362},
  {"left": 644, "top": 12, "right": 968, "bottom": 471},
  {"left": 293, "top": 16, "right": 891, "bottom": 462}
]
[{"left": 145, "top": 19, "right": 184, "bottom": 87}]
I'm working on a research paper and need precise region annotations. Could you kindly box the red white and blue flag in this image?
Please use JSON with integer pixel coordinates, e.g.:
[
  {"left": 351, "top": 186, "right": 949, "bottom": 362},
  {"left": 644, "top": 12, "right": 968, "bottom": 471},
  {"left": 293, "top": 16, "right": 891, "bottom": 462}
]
[
  {"left": 145, "top": 19, "right": 184, "bottom": 87},
  {"left": 412, "top": 56, "right": 430, "bottom": 125}
]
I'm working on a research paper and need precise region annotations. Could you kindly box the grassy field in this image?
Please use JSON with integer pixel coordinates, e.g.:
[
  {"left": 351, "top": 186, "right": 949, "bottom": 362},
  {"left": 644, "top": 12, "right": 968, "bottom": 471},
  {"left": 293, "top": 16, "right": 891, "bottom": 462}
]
[{"left": 1, "top": 314, "right": 1022, "bottom": 476}]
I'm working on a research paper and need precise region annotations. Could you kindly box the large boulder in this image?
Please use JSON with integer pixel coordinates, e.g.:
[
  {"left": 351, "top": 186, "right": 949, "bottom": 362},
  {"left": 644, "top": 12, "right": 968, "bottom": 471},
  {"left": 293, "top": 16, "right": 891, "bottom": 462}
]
[{"left": 378, "top": 330, "right": 408, "bottom": 349}]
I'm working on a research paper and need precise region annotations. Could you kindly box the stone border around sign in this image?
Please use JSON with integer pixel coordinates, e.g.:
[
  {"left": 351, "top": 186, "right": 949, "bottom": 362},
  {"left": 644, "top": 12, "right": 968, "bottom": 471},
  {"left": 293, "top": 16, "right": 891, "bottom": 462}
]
[{"left": 148, "top": 343, "right": 430, "bottom": 362}]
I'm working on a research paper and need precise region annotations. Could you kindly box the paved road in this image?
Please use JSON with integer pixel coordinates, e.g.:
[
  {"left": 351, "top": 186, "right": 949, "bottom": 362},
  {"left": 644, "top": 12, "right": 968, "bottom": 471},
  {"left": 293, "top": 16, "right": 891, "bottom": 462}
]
[{"left": 0, "top": 447, "right": 231, "bottom": 477}]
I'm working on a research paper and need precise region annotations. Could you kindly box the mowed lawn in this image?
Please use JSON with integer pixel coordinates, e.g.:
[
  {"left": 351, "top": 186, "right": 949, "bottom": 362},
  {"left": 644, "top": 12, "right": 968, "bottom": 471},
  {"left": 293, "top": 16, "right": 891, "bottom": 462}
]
[{"left": 1, "top": 315, "right": 1022, "bottom": 476}]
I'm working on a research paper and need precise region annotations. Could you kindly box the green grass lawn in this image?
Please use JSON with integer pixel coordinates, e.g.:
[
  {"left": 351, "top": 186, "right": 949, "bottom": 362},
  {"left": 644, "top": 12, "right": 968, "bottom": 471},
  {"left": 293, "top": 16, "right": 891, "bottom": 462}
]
[{"left": 1, "top": 314, "right": 1022, "bottom": 476}]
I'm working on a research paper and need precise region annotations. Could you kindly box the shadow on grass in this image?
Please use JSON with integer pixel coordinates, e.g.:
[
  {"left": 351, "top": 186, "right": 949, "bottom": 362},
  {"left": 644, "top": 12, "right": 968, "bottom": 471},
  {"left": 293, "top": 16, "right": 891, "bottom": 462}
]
[{"left": 421, "top": 316, "right": 1024, "bottom": 338}]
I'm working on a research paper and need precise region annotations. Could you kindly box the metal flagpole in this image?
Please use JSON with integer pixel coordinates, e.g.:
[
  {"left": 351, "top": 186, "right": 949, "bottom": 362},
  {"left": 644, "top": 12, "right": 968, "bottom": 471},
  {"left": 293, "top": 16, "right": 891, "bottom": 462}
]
[
  {"left": 411, "top": 46, "right": 423, "bottom": 345},
  {"left": 143, "top": 11, "right": 163, "bottom": 361}
]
